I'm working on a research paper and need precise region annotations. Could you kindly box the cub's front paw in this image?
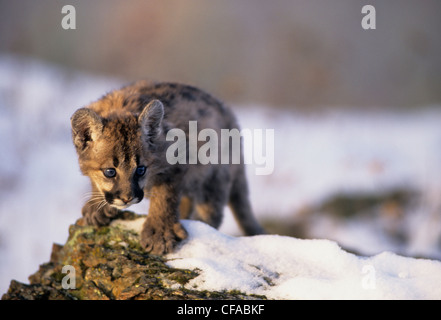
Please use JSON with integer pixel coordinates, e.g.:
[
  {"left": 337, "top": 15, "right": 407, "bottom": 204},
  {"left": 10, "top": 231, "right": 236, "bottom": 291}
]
[
  {"left": 140, "top": 217, "right": 188, "bottom": 255},
  {"left": 82, "top": 203, "right": 118, "bottom": 227}
]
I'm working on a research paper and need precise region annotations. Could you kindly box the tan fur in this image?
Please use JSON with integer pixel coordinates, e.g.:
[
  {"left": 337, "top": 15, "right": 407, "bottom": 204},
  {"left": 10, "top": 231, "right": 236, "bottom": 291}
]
[{"left": 71, "top": 81, "right": 264, "bottom": 254}]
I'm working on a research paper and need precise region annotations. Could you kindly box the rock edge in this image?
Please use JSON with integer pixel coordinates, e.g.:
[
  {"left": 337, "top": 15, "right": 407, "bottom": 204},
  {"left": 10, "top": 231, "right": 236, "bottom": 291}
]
[{"left": 2, "top": 212, "right": 265, "bottom": 300}]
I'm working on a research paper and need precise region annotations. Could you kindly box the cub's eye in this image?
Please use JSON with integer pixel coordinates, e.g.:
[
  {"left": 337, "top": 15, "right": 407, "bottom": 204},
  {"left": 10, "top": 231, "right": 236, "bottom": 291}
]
[
  {"left": 135, "top": 166, "right": 146, "bottom": 177},
  {"left": 103, "top": 168, "right": 117, "bottom": 178}
]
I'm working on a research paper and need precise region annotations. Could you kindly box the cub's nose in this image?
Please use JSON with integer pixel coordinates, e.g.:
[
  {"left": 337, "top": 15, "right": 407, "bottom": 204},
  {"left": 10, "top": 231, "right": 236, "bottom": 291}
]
[{"left": 120, "top": 196, "right": 134, "bottom": 204}]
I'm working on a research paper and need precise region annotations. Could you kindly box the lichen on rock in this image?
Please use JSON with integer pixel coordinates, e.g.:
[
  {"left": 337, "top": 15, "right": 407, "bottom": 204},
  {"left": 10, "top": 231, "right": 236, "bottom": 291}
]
[{"left": 2, "top": 212, "right": 264, "bottom": 300}]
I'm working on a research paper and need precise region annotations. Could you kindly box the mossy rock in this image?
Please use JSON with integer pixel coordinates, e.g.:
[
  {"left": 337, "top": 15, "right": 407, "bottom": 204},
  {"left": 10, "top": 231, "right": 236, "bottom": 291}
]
[{"left": 2, "top": 212, "right": 265, "bottom": 300}]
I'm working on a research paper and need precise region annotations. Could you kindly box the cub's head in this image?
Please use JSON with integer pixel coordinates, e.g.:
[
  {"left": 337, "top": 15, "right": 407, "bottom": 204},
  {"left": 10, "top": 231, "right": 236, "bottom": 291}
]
[{"left": 71, "top": 100, "right": 164, "bottom": 209}]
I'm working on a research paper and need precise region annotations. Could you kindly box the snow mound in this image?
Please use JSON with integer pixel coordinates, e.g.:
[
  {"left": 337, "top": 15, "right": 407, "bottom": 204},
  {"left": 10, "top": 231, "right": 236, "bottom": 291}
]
[{"left": 114, "top": 218, "right": 441, "bottom": 300}]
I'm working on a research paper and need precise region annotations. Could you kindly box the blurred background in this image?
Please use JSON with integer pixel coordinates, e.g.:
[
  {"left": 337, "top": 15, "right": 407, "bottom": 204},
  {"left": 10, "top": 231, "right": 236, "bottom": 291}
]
[{"left": 1, "top": 0, "right": 441, "bottom": 295}]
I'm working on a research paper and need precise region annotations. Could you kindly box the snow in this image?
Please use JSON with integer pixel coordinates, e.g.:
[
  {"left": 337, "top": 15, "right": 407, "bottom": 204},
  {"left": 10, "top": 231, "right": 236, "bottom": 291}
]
[
  {"left": 114, "top": 218, "right": 441, "bottom": 299},
  {"left": 1, "top": 54, "right": 441, "bottom": 298},
  {"left": 232, "top": 107, "right": 441, "bottom": 258}
]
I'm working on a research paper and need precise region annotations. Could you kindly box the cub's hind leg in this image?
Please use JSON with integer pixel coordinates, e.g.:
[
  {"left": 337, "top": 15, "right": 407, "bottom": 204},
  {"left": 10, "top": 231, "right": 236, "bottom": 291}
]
[
  {"left": 193, "top": 169, "right": 229, "bottom": 229},
  {"left": 194, "top": 202, "right": 224, "bottom": 229},
  {"left": 179, "top": 195, "right": 194, "bottom": 220}
]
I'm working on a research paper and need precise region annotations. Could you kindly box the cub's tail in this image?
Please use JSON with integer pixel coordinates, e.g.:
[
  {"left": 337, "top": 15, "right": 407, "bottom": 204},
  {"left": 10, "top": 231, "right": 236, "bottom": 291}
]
[{"left": 228, "top": 166, "right": 265, "bottom": 236}]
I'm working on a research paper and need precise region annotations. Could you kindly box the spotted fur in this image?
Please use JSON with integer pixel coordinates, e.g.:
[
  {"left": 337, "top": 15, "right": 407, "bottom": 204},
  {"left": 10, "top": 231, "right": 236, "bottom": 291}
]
[{"left": 71, "top": 81, "right": 264, "bottom": 254}]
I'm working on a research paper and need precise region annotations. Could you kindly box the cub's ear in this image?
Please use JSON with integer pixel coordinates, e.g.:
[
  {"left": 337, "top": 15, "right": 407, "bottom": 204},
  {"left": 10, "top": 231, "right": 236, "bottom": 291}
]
[
  {"left": 138, "top": 100, "right": 164, "bottom": 146},
  {"left": 70, "top": 108, "right": 103, "bottom": 152}
]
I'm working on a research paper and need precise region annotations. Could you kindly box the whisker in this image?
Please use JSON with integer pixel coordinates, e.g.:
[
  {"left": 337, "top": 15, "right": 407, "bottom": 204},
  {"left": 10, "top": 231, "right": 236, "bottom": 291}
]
[
  {"left": 87, "top": 199, "right": 105, "bottom": 208},
  {"left": 97, "top": 200, "right": 108, "bottom": 212},
  {"left": 86, "top": 194, "right": 104, "bottom": 201},
  {"left": 84, "top": 193, "right": 109, "bottom": 212},
  {"left": 82, "top": 195, "right": 104, "bottom": 203},
  {"left": 83, "top": 190, "right": 164, "bottom": 207},
  {"left": 83, "top": 191, "right": 103, "bottom": 199}
]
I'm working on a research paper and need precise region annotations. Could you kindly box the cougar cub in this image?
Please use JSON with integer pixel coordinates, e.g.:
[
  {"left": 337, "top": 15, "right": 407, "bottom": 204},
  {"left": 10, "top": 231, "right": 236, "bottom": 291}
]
[{"left": 71, "top": 81, "right": 264, "bottom": 254}]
